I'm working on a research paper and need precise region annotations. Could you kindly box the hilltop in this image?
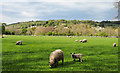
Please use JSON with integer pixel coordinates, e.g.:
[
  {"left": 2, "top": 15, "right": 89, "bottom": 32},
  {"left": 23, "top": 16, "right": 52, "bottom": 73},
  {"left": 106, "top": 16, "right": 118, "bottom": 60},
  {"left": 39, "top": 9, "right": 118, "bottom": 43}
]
[{"left": 2, "top": 20, "right": 120, "bottom": 37}]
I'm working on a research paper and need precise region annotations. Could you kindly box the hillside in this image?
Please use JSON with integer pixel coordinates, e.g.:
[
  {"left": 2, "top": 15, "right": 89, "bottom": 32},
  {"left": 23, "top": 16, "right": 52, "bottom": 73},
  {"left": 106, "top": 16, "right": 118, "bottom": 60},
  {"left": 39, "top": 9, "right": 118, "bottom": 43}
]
[{"left": 2, "top": 20, "right": 120, "bottom": 37}]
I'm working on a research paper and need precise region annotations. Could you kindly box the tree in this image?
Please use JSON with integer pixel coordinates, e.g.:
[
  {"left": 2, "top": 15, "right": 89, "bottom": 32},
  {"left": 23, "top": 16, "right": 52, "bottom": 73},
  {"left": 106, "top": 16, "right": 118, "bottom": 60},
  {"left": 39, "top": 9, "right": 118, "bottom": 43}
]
[
  {"left": 76, "top": 32, "right": 79, "bottom": 36},
  {"left": 47, "top": 31, "right": 52, "bottom": 36},
  {"left": 41, "top": 32, "right": 45, "bottom": 35},
  {"left": 72, "top": 20, "right": 77, "bottom": 24},
  {"left": 2, "top": 23, "right": 6, "bottom": 34},
  {"left": 5, "top": 30, "right": 11, "bottom": 35},
  {"left": 21, "top": 28, "right": 27, "bottom": 35}
]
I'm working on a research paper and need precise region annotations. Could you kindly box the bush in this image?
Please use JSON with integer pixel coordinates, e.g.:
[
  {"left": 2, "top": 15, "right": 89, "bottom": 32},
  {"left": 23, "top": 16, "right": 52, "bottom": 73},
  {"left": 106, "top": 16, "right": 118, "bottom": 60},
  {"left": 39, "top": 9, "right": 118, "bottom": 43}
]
[
  {"left": 64, "top": 24, "right": 67, "bottom": 27},
  {"left": 41, "top": 32, "right": 45, "bottom": 35},
  {"left": 47, "top": 31, "right": 52, "bottom": 36},
  {"left": 62, "top": 33, "right": 66, "bottom": 36},
  {"left": 21, "top": 28, "right": 27, "bottom": 35},
  {"left": 52, "top": 32, "right": 55, "bottom": 36},
  {"left": 99, "top": 32, "right": 108, "bottom": 37},
  {"left": 95, "top": 33, "right": 99, "bottom": 36},
  {"left": 89, "top": 34, "right": 93, "bottom": 36},
  {"left": 76, "top": 32, "right": 79, "bottom": 36},
  {"left": 5, "top": 30, "right": 11, "bottom": 35},
  {"left": 11, "top": 31, "right": 15, "bottom": 35}
]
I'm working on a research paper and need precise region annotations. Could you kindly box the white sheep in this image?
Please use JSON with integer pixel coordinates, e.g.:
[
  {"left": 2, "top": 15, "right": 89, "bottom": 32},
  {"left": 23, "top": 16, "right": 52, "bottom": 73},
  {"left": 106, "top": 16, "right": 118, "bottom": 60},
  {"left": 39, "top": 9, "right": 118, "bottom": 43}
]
[
  {"left": 70, "top": 53, "right": 83, "bottom": 62},
  {"left": 82, "top": 39, "right": 87, "bottom": 43},
  {"left": 75, "top": 40, "right": 78, "bottom": 42},
  {"left": 113, "top": 43, "right": 116, "bottom": 47},
  {"left": 79, "top": 40, "right": 82, "bottom": 42}
]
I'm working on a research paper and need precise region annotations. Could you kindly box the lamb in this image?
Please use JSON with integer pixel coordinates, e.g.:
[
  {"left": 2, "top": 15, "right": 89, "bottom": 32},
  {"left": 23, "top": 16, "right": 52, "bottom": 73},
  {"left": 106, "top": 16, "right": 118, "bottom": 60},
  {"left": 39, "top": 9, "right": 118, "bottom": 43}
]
[
  {"left": 79, "top": 40, "right": 82, "bottom": 42},
  {"left": 2, "top": 35, "right": 7, "bottom": 38},
  {"left": 113, "top": 43, "right": 116, "bottom": 47},
  {"left": 70, "top": 53, "right": 83, "bottom": 62},
  {"left": 82, "top": 39, "right": 87, "bottom": 43},
  {"left": 75, "top": 40, "right": 78, "bottom": 42},
  {"left": 16, "top": 41, "right": 22, "bottom": 45},
  {"left": 69, "top": 36, "right": 72, "bottom": 38},
  {"left": 49, "top": 49, "right": 64, "bottom": 68}
]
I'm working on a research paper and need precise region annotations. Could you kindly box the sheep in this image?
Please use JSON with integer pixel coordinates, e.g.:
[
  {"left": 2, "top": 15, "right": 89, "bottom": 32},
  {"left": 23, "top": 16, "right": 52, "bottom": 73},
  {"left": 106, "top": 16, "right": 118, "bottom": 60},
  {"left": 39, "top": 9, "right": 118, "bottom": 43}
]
[
  {"left": 49, "top": 49, "right": 64, "bottom": 68},
  {"left": 79, "top": 40, "right": 82, "bottom": 42},
  {"left": 75, "top": 40, "right": 78, "bottom": 42},
  {"left": 16, "top": 41, "right": 22, "bottom": 45},
  {"left": 69, "top": 36, "right": 72, "bottom": 38},
  {"left": 113, "top": 43, "right": 116, "bottom": 47},
  {"left": 2, "top": 35, "right": 7, "bottom": 38},
  {"left": 70, "top": 53, "right": 83, "bottom": 62},
  {"left": 82, "top": 39, "right": 87, "bottom": 43}
]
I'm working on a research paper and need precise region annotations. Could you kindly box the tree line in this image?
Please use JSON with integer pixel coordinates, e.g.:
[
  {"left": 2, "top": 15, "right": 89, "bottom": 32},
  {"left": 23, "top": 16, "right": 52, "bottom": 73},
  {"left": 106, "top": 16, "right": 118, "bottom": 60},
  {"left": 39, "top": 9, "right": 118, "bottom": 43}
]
[{"left": 2, "top": 20, "right": 120, "bottom": 37}]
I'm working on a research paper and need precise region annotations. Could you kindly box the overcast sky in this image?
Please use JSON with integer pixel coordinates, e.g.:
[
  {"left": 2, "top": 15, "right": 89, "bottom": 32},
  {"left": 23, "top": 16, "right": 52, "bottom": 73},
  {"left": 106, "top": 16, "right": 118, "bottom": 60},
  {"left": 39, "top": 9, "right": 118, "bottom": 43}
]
[{"left": 0, "top": 0, "right": 117, "bottom": 24}]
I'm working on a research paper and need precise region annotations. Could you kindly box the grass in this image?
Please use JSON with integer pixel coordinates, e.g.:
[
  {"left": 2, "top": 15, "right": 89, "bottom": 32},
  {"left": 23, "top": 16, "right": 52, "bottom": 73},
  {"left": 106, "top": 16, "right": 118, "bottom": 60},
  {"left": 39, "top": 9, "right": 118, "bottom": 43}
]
[{"left": 2, "top": 35, "right": 118, "bottom": 71}]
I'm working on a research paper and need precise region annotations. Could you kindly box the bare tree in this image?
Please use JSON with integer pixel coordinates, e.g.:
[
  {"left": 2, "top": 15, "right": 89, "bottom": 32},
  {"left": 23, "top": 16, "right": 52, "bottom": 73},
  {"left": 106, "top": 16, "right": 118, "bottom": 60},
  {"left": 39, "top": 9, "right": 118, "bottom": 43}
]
[{"left": 113, "top": 1, "right": 120, "bottom": 20}]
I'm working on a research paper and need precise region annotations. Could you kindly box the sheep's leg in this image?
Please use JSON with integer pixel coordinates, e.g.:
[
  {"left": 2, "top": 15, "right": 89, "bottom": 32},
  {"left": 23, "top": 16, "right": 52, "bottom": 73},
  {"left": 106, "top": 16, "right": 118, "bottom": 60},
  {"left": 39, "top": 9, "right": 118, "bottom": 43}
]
[
  {"left": 73, "top": 58, "right": 76, "bottom": 61},
  {"left": 79, "top": 58, "right": 80, "bottom": 62},
  {"left": 55, "top": 64, "right": 57, "bottom": 67},
  {"left": 62, "top": 58, "right": 64, "bottom": 65},
  {"left": 55, "top": 62, "right": 58, "bottom": 67},
  {"left": 80, "top": 58, "right": 82, "bottom": 62},
  {"left": 57, "top": 61, "right": 58, "bottom": 65},
  {"left": 55, "top": 59, "right": 57, "bottom": 67}
]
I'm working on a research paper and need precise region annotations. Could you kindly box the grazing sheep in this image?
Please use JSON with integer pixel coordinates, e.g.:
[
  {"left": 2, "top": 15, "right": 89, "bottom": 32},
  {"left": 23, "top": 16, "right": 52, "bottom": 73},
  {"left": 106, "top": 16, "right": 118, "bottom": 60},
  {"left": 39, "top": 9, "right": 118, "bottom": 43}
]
[
  {"left": 2, "top": 35, "right": 7, "bottom": 38},
  {"left": 49, "top": 49, "right": 64, "bottom": 68},
  {"left": 79, "top": 40, "right": 82, "bottom": 42},
  {"left": 113, "top": 43, "right": 116, "bottom": 47},
  {"left": 70, "top": 53, "right": 83, "bottom": 62},
  {"left": 75, "top": 40, "right": 78, "bottom": 42},
  {"left": 69, "top": 36, "right": 72, "bottom": 38},
  {"left": 82, "top": 39, "right": 87, "bottom": 43},
  {"left": 16, "top": 41, "right": 22, "bottom": 45}
]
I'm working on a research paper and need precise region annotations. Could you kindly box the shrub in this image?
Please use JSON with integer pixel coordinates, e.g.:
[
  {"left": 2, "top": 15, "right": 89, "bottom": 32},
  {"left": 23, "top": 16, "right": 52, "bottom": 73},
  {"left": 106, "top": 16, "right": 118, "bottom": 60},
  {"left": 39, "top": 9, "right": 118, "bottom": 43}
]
[
  {"left": 62, "top": 33, "right": 66, "bottom": 36},
  {"left": 47, "top": 31, "right": 52, "bottom": 36},
  {"left": 11, "top": 31, "right": 15, "bottom": 35},
  {"left": 99, "top": 32, "right": 108, "bottom": 37},
  {"left": 5, "top": 30, "right": 11, "bottom": 35},
  {"left": 21, "top": 28, "right": 27, "bottom": 35},
  {"left": 41, "top": 32, "right": 45, "bottom": 35},
  {"left": 95, "top": 33, "right": 99, "bottom": 36},
  {"left": 76, "top": 32, "right": 79, "bottom": 36},
  {"left": 64, "top": 24, "right": 67, "bottom": 27}
]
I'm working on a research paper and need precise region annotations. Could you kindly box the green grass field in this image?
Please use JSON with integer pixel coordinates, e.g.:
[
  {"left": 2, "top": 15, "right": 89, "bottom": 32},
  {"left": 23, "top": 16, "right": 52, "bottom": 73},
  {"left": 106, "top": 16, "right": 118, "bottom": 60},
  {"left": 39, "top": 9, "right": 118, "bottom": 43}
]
[{"left": 2, "top": 35, "right": 118, "bottom": 71}]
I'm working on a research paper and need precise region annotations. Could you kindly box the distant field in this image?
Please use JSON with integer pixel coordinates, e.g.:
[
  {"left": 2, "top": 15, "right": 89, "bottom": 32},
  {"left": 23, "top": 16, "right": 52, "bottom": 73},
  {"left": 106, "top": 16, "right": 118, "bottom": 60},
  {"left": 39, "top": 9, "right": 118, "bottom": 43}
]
[{"left": 2, "top": 35, "right": 118, "bottom": 71}]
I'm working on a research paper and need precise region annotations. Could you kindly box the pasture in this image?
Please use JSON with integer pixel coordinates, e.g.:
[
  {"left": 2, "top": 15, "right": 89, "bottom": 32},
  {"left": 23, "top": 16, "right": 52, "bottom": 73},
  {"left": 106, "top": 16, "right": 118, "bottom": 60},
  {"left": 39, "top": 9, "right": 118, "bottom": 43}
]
[{"left": 2, "top": 35, "right": 118, "bottom": 71}]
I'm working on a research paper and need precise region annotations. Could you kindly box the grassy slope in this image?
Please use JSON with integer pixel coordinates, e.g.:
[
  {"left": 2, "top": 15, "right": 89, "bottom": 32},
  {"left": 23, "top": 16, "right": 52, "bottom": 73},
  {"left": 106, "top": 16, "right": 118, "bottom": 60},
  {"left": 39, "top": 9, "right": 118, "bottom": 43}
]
[{"left": 2, "top": 35, "right": 118, "bottom": 71}]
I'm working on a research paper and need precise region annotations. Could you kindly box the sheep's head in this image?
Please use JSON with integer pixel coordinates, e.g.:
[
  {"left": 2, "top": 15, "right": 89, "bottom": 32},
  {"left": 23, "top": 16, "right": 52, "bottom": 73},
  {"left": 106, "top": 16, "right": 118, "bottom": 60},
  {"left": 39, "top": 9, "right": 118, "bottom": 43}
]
[
  {"left": 70, "top": 53, "right": 75, "bottom": 55},
  {"left": 49, "top": 60, "right": 55, "bottom": 68},
  {"left": 113, "top": 43, "right": 116, "bottom": 47},
  {"left": 70, "top": 53, "right": 75, "bottom": 58},
  {"left": 16, "top": 42, "right": 19, "bottom": 45}
]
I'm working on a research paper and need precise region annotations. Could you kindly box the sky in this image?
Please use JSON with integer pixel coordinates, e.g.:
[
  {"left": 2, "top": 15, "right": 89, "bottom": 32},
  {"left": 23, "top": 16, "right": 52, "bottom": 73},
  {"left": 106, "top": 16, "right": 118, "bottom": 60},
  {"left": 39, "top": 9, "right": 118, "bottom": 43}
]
[{"left": 0, "top": 0, "right": 118, "bottom": 24}]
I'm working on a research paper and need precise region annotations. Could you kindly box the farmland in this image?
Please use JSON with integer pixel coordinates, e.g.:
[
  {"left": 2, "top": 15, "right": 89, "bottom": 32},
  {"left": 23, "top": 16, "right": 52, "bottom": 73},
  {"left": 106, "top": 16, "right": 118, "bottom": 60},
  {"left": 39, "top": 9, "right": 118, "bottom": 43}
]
[{"left": 2, "top": 35, "right": 118, "bottom": 71}]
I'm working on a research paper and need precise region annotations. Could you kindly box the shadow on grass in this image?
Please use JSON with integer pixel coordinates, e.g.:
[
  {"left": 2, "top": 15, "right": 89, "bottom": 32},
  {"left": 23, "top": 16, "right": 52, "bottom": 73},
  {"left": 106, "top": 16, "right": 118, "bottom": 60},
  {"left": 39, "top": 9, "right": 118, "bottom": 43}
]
[
  {"left": 2, "top": 56, "right": 48, "bottom": 70},
  {"left": 51, "top": 61, "right": 75, "bottom": 68},
  {"left": 54, "top": 60, "right": 85, "bottom": 68},
  {"left": 11, "top": 42, "right": 27, "bottom": 45}
]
